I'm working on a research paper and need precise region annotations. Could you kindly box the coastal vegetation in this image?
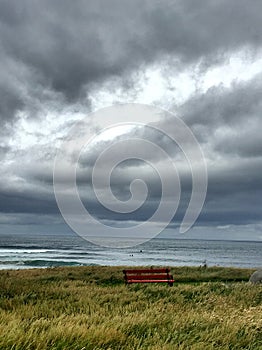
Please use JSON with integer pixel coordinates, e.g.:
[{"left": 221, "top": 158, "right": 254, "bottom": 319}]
[{"left": 0, "top": 266, "right": 261, "bottom": 349}]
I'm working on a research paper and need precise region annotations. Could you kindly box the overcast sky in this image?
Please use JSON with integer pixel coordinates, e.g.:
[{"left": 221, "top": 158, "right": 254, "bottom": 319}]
[{"left": 0, "top": 0, "right": 262, "bottom": 242}]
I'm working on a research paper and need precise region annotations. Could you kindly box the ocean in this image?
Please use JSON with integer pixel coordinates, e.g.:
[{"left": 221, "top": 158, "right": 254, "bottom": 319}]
[{"left": 0, "top": 233, "right": 261, "bottom": 270}]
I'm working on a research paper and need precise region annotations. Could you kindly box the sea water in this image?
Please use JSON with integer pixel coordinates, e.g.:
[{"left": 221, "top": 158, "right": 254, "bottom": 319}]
[{"left": 0, "top": 233, "right": 261, "bottom": 269}]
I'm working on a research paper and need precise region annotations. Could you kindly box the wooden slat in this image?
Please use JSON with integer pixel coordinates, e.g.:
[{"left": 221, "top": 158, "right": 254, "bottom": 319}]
[
  {"left": 127, "top": 279, "right": 174, "bottom": 284},
  {"left": 125, "top": 274, "right": 171, "bottom": 280},
  {"left": 123, "top": 268, "right": 170, "bottom": 274}
]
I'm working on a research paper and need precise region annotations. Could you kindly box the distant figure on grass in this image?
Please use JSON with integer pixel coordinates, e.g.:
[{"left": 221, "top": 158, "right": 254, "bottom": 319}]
[
  {"left": 249, "top": 270, "right": 262, "bottom": 284},
  {"left": 199, "top": 260, "right": 207, "bottom": 269}
]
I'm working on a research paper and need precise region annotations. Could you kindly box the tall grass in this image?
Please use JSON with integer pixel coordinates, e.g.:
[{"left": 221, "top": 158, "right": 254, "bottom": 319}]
[{"left": 0, "top": 266, "right": 261, "bottom": 349}]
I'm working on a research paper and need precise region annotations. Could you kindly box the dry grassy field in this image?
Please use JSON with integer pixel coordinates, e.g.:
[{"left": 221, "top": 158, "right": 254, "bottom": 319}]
[{"left": 0, "top": 266, "right": 261, "bottom": 349}]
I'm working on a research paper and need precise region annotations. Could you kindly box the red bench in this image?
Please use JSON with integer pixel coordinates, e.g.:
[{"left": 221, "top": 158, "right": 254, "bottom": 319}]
[{"left": 123, "top": 268, "right": 175, "bottom": 286}]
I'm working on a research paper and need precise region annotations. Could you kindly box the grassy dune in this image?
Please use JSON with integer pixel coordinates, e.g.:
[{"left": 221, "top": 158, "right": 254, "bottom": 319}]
[{"left": 0, "top": 266, "right": 261, "bottom": 349}]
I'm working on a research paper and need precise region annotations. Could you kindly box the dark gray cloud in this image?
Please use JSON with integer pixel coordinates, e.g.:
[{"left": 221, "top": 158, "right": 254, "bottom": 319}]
[
  {"left": 179, "top": 74, "right": 262, "bottom": 127},
  {"left": 172, "top": 74, "right": 262, "bottom": 162},
  {"left": 0, "top": 0, "right": 262, "bottom": 238},
  {"left": 1, "top": 0, "right": 262, "bottom": 124},
  {"left": 0, "top": 190, "right": 57, "bottom": 215}
]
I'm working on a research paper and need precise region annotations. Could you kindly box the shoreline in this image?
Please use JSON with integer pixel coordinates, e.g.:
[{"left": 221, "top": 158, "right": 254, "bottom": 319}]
[{"left": 1, "top": 262, "right": 262, "bottom": 271}]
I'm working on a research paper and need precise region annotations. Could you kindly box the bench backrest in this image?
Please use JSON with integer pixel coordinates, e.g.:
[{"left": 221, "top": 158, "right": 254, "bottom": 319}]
[{"left": 123, "top": 268, "right": 174, "bottom": 284}]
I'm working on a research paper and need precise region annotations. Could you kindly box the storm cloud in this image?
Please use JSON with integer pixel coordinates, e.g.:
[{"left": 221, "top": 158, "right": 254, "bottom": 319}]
[{"left": 0, "top": 0, "right": 262, "bottom": 240}]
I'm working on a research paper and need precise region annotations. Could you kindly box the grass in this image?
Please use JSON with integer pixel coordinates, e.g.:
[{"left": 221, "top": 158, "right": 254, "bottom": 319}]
[{"left": 0, "top": 266, "right": 261, "bottom": 349}]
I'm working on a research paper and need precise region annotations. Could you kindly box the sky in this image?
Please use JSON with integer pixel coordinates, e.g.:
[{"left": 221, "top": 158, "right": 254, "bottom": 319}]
[{"left": 0, "top": 0, "right": 262, "bottom": 243}]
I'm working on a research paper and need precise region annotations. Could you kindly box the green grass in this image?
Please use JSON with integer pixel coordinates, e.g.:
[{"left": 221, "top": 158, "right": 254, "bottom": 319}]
[{"left": 0, "top": 266, "right": 261, "bottom": 349}]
